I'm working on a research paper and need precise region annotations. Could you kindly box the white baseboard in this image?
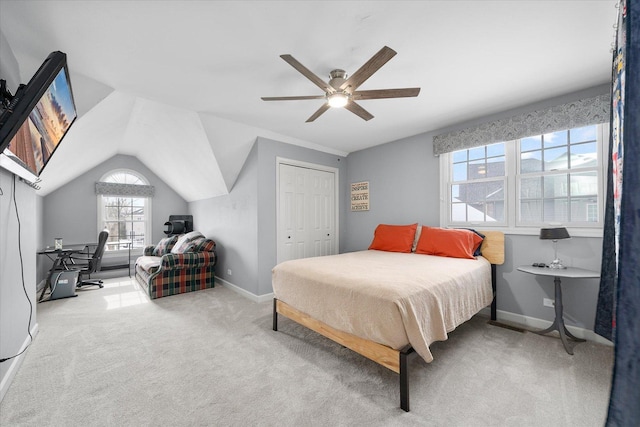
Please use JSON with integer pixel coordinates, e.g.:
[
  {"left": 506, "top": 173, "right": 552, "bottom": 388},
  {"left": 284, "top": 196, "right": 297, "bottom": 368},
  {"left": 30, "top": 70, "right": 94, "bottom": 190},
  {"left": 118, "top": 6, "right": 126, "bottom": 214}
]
[
  {"left": 479, "top": 307, "right": 613, "bottom": 346},
  {"left": 0, "top": 322, "right": 39, "bottom": 403},
  {"left": 214, "top": 276, "right": 273, "bottom": 303}
]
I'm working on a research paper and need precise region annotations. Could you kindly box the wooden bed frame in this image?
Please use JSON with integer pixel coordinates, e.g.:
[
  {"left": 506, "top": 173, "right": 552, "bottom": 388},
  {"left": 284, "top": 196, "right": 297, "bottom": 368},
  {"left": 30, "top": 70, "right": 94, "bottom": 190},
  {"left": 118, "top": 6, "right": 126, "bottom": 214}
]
[{"left": 272, "top": 231, "right": 505, "bottom": 412}]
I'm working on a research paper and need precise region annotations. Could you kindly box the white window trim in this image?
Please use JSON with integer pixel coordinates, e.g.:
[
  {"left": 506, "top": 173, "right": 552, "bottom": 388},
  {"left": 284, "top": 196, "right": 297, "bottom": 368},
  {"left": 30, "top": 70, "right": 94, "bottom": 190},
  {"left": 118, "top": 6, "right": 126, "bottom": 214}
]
[{"left": 439, "top": 123, "right": 609, "bottom": 238}]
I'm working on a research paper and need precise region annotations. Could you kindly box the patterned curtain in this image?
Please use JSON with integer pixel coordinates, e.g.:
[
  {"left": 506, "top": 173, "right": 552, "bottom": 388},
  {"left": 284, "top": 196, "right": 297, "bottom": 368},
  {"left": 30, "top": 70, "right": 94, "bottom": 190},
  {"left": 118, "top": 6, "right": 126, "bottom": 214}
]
[
  {"left": 95, "top": 182, "right": 155, "bottom": 197},
  {"left": 433, "top": 94, "right": 610, "bottom": 155},
  {"left": 596, "top": 0, "right": 640, "bottom": 424}
]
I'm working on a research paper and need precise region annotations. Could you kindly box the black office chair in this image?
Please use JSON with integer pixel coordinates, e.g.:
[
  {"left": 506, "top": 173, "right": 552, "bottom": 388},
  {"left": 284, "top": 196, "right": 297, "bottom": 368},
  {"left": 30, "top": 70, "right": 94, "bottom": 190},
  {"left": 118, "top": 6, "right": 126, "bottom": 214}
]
[{"left": 69, "top": 230, "right": 109, "bottom": 289}]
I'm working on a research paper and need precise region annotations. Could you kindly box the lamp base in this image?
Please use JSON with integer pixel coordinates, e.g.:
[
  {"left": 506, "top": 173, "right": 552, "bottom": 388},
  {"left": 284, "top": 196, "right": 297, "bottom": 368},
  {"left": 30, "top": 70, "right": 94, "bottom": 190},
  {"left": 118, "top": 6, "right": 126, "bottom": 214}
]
[{"left": 548, "top": 259, "right": 567, "bottom": 269}]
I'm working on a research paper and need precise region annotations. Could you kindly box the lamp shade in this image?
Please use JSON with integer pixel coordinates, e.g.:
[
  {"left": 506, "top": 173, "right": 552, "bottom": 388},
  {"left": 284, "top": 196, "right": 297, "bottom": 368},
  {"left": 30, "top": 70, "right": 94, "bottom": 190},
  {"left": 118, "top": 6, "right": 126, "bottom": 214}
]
[{"left": 539, "top": 227, "right": 571, "bottom": 240}]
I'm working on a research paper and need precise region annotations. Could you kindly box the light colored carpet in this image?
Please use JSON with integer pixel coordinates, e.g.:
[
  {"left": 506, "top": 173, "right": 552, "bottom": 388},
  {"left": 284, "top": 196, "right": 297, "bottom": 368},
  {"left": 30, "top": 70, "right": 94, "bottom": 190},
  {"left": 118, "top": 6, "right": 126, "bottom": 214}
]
[{"left": 0, "top": 277, "right": 613, "bottom": 426}]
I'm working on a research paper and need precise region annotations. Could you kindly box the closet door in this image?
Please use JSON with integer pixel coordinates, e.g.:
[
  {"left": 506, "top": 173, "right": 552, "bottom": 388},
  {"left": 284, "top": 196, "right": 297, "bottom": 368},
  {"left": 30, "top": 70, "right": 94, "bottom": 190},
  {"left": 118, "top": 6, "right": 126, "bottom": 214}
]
[{"left": 278, "top": 163, "right": 336, "bottom": 264}]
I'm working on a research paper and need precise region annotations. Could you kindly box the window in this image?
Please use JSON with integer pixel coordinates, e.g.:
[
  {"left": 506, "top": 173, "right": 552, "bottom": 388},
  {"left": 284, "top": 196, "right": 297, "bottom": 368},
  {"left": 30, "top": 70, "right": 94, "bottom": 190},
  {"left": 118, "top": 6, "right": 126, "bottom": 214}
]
[
  {"left": 451, "top": 142, "right": 506, "bottom": 224},
  {"left": 441, "top": 123, "right": 607, "bottom": 234},
  {"left": 518, "top": 126, "right": 600, "bottom": 225},
  {"left": 97, "top": 170, "right": 152, "bottom": 252}
]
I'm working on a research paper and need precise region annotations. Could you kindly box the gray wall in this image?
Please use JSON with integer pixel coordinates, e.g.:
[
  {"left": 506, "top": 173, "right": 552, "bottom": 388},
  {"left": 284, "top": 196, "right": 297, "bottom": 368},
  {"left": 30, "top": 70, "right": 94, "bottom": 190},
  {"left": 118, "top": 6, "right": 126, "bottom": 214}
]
[
  {"left": 189, "top": 143, "right": 260, "bottom": 295},
  {"left": 0, "top": 29, "right": 38, "bottom": 401},
  {"left": 189, "top": 136, "right": 347, "bottom": 297},
  {"left": 40, "top": 154, "right": 188, "bottom": 281},
  {"left": 344, "top": 132, "right": 440, "bottom": 251},
  {"left": 0, "top": 170, "right": 38, "bottom": 401},
  {"left": 343, "top": 85, "right": 608, "bottom": 333}
]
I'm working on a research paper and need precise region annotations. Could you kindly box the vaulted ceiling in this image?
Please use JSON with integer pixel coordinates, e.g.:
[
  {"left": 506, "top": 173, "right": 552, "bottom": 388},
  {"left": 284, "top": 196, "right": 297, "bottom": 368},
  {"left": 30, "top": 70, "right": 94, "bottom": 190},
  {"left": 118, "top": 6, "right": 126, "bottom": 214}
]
[{"left": 0, "top": 1, "right": 618, "bottom": 201}]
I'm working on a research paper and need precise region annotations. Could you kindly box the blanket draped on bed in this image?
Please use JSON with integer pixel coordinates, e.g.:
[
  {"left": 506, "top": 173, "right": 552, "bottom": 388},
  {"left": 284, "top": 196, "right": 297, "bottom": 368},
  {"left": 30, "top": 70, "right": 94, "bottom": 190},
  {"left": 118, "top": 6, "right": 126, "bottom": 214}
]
[{"left": 272, "top": 250, "right": 492, "bottom": 363}]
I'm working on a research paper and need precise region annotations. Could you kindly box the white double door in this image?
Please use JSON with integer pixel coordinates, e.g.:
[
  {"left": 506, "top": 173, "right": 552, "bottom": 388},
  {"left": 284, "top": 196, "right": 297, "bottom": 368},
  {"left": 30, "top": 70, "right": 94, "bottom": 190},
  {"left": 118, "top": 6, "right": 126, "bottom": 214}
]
[{"left": 277, "top": 162, "right": 337, "bottom": 264}]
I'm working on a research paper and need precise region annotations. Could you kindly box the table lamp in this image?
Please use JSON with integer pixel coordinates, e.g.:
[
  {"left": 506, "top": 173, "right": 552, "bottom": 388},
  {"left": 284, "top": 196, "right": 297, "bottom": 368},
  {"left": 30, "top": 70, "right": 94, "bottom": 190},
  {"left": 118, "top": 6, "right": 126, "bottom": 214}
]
[{"left": 539, "top": 227, "right": 571, "bottom": 269}]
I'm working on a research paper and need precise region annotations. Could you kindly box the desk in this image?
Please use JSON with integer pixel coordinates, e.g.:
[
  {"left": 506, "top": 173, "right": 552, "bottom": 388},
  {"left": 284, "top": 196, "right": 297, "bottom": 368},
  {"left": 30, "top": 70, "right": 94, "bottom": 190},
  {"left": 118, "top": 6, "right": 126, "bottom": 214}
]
[
  {"left": 517, "top": 265, "right": 600, "bottom": 355},
  {"left": 38, "top": 244, "right": 91, "bottom": 301}
]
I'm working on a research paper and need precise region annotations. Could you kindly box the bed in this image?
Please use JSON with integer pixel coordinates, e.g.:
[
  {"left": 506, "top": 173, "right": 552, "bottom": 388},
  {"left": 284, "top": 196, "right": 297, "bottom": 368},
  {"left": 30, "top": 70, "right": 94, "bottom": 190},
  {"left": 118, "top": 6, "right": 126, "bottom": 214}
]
[{"left": 271, "top": 226, "right": 505, "bottom": 411}]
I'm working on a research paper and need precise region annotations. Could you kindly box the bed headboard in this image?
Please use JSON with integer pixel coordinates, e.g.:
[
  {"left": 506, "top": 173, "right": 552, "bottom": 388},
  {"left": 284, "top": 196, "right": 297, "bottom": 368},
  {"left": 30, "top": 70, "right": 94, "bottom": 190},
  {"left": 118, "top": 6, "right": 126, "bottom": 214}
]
[{"left": 478, "top": 231, "right": 505, "bottom": 265}]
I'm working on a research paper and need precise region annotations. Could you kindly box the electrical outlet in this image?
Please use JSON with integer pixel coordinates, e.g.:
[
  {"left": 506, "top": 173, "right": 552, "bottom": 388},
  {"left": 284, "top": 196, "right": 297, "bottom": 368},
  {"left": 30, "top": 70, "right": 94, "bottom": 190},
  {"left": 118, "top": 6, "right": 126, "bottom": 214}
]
[
  {"left": 227, "top": 268, "right": 232, "bottom": 276},
  {"left": 543, "top": 298, "right": 555, "bottom": 307}
]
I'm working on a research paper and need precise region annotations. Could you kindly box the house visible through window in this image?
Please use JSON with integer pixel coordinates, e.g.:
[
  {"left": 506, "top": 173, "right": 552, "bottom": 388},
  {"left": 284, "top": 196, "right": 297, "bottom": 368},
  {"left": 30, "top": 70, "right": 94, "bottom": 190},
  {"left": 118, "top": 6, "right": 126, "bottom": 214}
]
[
  {"left": 518, "top": 126, "right": 600, "bottom": 225},
  {"left": 97, "top": 170, "right": 152, "bottom": 252},
  {"left": 442, "top": 123, "right": 607, "bottom": 232},
  {"left": 451, "top": 142, "right": 506, "bottom": 223}
]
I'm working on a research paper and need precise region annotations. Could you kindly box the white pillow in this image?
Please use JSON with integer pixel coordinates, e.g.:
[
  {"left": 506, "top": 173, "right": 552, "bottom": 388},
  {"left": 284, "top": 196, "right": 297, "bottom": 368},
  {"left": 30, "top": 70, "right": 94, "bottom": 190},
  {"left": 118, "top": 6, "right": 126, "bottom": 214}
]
[{"left": 171, "top": 231, "right": 204, "bottom": 254}]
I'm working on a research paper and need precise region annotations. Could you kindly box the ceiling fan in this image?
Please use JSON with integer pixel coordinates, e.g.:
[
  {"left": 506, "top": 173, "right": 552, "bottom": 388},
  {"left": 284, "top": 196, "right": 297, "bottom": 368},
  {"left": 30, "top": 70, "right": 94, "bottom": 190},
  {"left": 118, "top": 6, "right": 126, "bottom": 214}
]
[{"left": 261, "top": 46, "right": 420, "bottom": 122}]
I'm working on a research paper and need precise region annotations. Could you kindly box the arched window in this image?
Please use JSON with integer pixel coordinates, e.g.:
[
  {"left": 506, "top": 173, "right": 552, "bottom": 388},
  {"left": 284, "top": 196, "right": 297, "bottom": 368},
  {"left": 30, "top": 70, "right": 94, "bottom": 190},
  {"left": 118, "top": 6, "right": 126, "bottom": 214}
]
[{"left": 96, "top": 169, "right": 153, "bottom": 252}]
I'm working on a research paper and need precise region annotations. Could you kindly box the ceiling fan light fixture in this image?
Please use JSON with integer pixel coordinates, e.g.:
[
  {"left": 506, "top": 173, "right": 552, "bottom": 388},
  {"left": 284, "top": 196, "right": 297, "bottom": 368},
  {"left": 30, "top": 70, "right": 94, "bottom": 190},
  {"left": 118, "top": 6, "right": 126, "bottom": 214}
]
[{"left": 327, "top": 92, "right": 349, "bottom": 108}]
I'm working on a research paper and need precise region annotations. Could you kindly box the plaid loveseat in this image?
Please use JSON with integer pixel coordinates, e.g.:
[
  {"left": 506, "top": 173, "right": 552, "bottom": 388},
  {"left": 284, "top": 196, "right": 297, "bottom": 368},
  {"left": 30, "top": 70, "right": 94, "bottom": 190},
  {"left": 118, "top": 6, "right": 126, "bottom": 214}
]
[{"left": 134, "top": 231, "right": 217, "bottom": 299}]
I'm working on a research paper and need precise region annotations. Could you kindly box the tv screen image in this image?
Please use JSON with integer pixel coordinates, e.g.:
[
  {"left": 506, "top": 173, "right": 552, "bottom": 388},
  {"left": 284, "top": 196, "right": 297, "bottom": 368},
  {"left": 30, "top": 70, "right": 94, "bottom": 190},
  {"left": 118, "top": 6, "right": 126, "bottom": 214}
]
[
  {"left": 0, "top": 51, "right": 77, "bottom": 183},
  {"left": 5, "top": 67, "right": 76, "bottom": 175}
]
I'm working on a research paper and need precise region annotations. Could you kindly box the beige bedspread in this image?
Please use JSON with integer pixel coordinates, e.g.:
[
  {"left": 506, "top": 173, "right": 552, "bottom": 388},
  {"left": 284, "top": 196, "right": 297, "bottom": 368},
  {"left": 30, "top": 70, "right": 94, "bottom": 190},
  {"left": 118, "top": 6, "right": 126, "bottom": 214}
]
[{"left": 272, "top": 250, "right": 493, "bottom": 363}]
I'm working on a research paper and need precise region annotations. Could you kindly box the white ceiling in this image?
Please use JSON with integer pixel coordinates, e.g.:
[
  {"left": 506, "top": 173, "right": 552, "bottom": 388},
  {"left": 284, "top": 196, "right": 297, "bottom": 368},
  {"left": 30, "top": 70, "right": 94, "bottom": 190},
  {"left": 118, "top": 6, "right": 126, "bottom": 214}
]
[{"left": 0, "top": 1, "right": 618, "bottom": 201}]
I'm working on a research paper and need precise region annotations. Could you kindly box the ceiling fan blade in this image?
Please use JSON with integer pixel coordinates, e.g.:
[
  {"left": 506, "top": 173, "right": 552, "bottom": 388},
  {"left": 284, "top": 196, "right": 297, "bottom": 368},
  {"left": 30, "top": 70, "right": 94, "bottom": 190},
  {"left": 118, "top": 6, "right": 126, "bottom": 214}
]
[
  {"left": 262, "top": 95, "right": 326, "bottom": 101},
  {"left": 306, "top": 103, "right": 330, "bottom": 122},
  {"left": 344, "top": 101, "right": 374, "bottom": 121},
  {"left": 352, "top": 88, "right": 421, "bottom": 100},
  {"left": 339, "top": 46, "right": 397, "bottom": 92},
  {"left": 280, "top": 54, "right": 334, "bottom": 93}
]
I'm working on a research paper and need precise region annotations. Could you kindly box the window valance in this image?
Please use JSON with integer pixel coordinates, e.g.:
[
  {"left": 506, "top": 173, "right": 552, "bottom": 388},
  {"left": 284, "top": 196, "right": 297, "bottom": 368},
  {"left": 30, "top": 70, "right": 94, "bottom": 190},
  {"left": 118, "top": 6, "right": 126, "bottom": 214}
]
[
  {"left": 95, "top": 182, "right": 155, "bottom": 197},
  {"left": 432, "top": 93, "right": 610, "bottom": 155}
]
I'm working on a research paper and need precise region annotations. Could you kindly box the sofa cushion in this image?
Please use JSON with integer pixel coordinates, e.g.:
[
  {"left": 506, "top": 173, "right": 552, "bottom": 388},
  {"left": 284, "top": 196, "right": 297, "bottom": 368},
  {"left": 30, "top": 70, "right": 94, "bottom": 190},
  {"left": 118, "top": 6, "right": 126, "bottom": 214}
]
[
  {"left": 194, "top": 238, "right": 216, "bottom": 253},
  {"left": 171, "top": 231, "right": 204, "bottom": 254},
  {"left": 137, "top": 256, "right": 162, "bottom": 274},
  {"left": 152, "top": 235, "right": 178, "bottom": 256}
]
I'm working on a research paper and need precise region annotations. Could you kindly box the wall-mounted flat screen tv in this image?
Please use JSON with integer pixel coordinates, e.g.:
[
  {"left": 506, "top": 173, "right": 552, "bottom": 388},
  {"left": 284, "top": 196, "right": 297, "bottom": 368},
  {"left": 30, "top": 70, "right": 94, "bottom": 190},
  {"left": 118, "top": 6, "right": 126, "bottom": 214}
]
[{"left": 0, "top": 51, "right": 77, "bottom": 183}]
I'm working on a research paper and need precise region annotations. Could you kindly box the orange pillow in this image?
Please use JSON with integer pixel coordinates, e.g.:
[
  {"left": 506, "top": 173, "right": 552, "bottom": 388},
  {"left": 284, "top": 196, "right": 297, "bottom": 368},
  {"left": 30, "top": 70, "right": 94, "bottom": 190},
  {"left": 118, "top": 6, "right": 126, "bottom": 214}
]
[
  {"left": 414, "top": 226, "right": 482, "bottom": 259},
  {"left": 368, "top": 223, "right": 418, "bottom": 253}
]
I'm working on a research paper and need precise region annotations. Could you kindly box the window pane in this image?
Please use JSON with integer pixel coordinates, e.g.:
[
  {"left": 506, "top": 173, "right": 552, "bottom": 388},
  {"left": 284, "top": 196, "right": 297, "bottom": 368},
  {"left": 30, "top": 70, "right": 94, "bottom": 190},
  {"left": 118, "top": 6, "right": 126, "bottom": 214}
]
[
  {"left": 461, "top": 182, "right": 485, "bottom": 203},
  {"left": 520, "top": 177, "right": 542, "bottom": 199},
  {"left": 520, "top": 200, "right": 542, "bottom": 223},
  {"left": 486, "top": 156, "right": 505, "bottom": 177},
  {"left": 570, "top": 142, "right": 598, "bottom": 169},
  {"left": 570, "top": 198, "right": 599, "bottom": 222},
  {"left": 570, "top": 172, "right": 597, "bottom": 196},
  {"left": 486, "top": 142, "right": 505, "bottom": 157},
  {"left": 521, "top": 150, "right": 542, "bottom": 173},
  {"left": 521, "top": 136, "right": 541, "bottom": 151},
  {"left": 452, "top": 150, "right": 467, "bottom": 163},
  {"left": 453, "top": 163, "right": 467, "bottom": 182},
  {"left": 543, "top": 199, "right": 568, "bottom": 222},
  {"left": 543, "top": 130, "right": 568, "bottom": 148},
  {"left": 570, "top": 125, "right": 597, "bottom": 143},
  {"left": 103, "top": 196, "right": 119, "bottom": 206},
  {"left": 451, "top": 184, "right": 460, "bottom": 199},
  {"left": 468, "top": 146, "right": 485, "bottom": 161},
  {"left": 451, "top": 202, "right": 466, "bottom": 221},
  {"left": 120, "top": 206, "right": 133, "bottom": 218},
  {"left": 544, "top": 174, "right": 568, "bottom": 198},
  {"left": 132, "top": 207, "right": 145, "bottom": 221},
  {"left": 486, "top": 201, "right": 504, "bottom": 222},
  {"left": 467, "top": 203, "right": 486, "bottom": 221},
  {"left": 544, "top": 147, "right": 568, "bottom": 170},
  {"left": 105, "top": 206, "right": 119, "bottom": 221},
  {"left": 468, "top": 160, "right": 485, "bottom": 180},
  {"left": 132, "top": 198, "right": 145, "bottom": 207}
]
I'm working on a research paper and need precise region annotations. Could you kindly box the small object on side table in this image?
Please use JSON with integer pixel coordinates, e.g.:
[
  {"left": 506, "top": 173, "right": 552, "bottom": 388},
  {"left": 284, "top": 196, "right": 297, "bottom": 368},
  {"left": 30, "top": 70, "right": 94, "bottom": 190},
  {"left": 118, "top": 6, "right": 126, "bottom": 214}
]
[{"left": 517, "top": 265, "right": 600, "bottom": 355}]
